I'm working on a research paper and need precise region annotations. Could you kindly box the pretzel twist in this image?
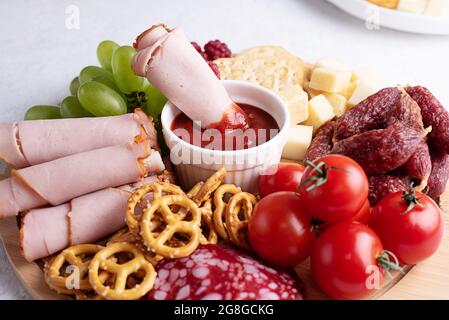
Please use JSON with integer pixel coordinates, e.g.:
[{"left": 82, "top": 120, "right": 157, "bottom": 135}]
[
  {"left": 192, "top": 168, "right": 227, "bottom": 205},
  {"left": 225, "top": 192, "right": 257, "bottom": 249},
  {"left": 107, "top": 228, "right": 163, "bottom": 266},
  {"left": 88, "top": 242, "right": 156, "bottom": 300},
  {"left": 213, "top": 184, "right": 242, "bottom": 240},
  {"left": 45, "top": 244, "right": 105, "bottom": 294},
  {"left": 126, "top": 182, "right": 185, "bottom": 234},
  {"left": 140, "top": 195, "right": 202, "bottom": 259},
  {"left": 199, "top": 199, "right": 218, "bottom": 245}
]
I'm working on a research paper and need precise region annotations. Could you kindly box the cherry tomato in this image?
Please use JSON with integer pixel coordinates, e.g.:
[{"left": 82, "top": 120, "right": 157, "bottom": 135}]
[
  {"left": 258, "top": 163, "right": 305, "bottom": 198},
  {"left": 248, "top": 192, "right": 316, "bottom": 267},
  {"left": 299, "top": 155, "right": 369, "bottom": 224},
  {"left": 370, "top": 189, "right": 444, "bottom": 265},
  {"left": 311, "top": 221, "right": 387, "bottom": 300},
  {"left": 352, "top": 199, "right": 371, "bottom": 225},
  {"left": 318, "top": 198, "right": 371, "bottom": 231}
]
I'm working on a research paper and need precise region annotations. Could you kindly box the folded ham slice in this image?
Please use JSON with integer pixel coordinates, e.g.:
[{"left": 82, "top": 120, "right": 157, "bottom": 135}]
[
  {"left": 0, "top": 141, "right": 164, "bottom": 219},
  {"left": 132, "top": 25, "right": 248, "bottom": 130},
  {"left": 0, "top": 109, "right": 157, "bottom": 168},
  {"left": 20, "top": 174, "right": 170, "bottom": 262}
]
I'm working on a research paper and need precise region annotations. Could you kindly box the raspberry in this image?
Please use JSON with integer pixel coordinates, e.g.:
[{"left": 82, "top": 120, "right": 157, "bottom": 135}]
[
  {"left": 204, "top": 40, "right": 232, "bottom": 61},
  {"left": 208, "top": 61, "right": 221, "bottom": 79},
  {"left": 191, "top": 41, "right": 208, "bottom": 60}
]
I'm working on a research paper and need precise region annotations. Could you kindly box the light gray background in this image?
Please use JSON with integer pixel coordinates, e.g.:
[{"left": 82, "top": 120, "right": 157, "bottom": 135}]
[{"left": 0, "top": 0, "right": 448, "bottom": 299}]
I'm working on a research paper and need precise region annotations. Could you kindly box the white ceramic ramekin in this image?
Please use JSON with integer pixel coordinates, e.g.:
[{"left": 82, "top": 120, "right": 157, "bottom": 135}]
[{"left": 161, "top": 80, "right": 290, "bottom": 192}]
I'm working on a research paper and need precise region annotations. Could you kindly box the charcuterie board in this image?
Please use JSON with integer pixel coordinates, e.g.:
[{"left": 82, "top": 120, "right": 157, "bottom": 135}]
[{"left": 1, "top": 185, "right": 448, "bottom": 300}]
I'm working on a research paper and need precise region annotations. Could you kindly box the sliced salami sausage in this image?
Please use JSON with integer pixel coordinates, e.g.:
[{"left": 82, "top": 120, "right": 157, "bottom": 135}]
[{"left": 146, "top": 244, "right": 305, "bottom": 300}]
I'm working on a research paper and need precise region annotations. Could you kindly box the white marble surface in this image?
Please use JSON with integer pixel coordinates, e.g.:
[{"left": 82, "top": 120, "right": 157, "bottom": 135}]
[{"left": 0, "top": 0, "right": 448, "bottom": 300}]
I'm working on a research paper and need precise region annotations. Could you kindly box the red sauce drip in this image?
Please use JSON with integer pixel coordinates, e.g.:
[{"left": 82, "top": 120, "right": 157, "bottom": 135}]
[{"left": 171, "top": 104, "right": 279, "bottom": 151}]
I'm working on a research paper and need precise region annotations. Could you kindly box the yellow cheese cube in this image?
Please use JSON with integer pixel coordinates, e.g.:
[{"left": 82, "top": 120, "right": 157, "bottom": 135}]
[
  {"left": 323, "top": 93, "right": 347, "bottom": 117},
  {"left": 348, "top": 80, "right": 385, "bottom": 106},
  {"left": 309, "top": 67, "right": 352, "bottom": 93},
  {"left": 282, "top": 125, "right": 314, "bottom": 161},
  {"left": 315, "top": 58, "right": 350, "bottom": 72},
  {"left": 278, "top": 85, "right": 309, "bottom": 125},
  {"left": 304, "top": 94, "right": 336, "bottom": 132},
  {"left": 339, "top": 81, "right": 358, "bottom": 100},
  {"left": 397, "top": 0, "right": 428, "bottom": 14}
]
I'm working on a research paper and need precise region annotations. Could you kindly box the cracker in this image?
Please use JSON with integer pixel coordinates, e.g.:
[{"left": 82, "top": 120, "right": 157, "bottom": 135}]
[{"left": 215, "top": 46, "right": 308, "bottom": 124}]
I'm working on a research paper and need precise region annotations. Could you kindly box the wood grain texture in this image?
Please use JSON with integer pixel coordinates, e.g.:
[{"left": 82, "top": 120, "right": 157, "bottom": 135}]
[{"left": 1, "top": 187, "right": 448, "bottom": 300}]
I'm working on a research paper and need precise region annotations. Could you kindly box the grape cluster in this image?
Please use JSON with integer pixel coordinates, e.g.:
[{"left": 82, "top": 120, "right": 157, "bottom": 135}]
[{"left": 24, "top": 40, "right": 167, "bottom": 120}]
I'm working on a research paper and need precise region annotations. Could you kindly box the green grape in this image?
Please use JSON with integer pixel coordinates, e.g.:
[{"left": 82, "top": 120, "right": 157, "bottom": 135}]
[
  {"left": 111, "top": 46, "right": 149, "bottom": 94},
  {"left": 92, "top": 75, "right": 125, "bottom": 98},
  {"left": 24, "top": 105, "right": 61, "bottom": 120},
  {"left": 144, "top": 85, "right": 168, "bottom": 119},
  {"left": 70, "top": 77, "right": 80, "bottom": 95},
  {"left": 77, "top": 81, "right": 127, "bottom": 117},
  {"left": 97, "top": 40, "right": 119, "bottom": 72},
  {"left": 60, "top": 96, "right": 93, "bottom": 118},
  {"left": 79, "top": 66, "right": 114, "bottom": 85}
]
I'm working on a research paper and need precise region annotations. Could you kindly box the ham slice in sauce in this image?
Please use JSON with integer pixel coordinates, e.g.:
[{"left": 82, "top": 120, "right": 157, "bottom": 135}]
[
  {"left": 0, "top": 109, "right": 157, "bottom": 168},
  {"left": 132, "top": 25, "right": 248, "bottom": 131}
]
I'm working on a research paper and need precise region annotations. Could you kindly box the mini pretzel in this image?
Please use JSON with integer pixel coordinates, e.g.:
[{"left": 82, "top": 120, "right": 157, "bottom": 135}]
[
  {"left": 140, "top": 195, "right": 201, "bottom": 259},
  {"left": 187, "top": 182, "right": 204, "bottom": 199},
  {"left": 192, "top": 168, "right": 227, "bottom": 205},
  {"left": 88, "top": 242, "right": 157, "bottom": 300},
  {"left": 213, "top": 184, "right": 242, "bottom": 240},
  {"left": 45, "top": 244, "right": 105, "bottom": 294},
  {"left": 126, "top": 182, "right": 185, "bottom": 234},
  {"left": 108, "top": 228, "right": 163, "bottom": 266},
  {"left": 199, "top": 199, "right": 218, "bottom": 245},
  {"left": 225, "top": 192, "right": 257, "bottom": 249}
]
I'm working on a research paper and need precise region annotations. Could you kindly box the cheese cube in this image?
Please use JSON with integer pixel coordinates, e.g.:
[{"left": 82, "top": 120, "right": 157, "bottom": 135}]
[
  {"left": 278, "top": 85, "right": 309, "bottom": 125},
  {"left": 304, "top": 95, "right": 336, "bottom": 132},
  {"left": 309, "top": 67, "right": 352, "bottom": 93},
  {"left": 323, "top": 93, "right": 348, "bottom": 117},
  {"left": 282, "top": 125, "right": 314, "bottom": 161},
  {"left": 348, "top": 80, "right": 384, "bottom": 106},
  {"left": 397, "top": 0, "right": 429, "bottom": 14},
  {"left": 339, "top": 81, "right": 358, "bottom": 100},
  {"left": 424, "top": 0, "right": 449, "bottom": 16},
  {"left": 315, "top": 58, "right": 350, "bottom": 72}
]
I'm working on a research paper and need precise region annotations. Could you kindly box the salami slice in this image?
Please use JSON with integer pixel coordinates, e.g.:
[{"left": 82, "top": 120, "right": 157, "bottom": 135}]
[{"left": 146, "top": 244, "right": 305, "bottom": 300}]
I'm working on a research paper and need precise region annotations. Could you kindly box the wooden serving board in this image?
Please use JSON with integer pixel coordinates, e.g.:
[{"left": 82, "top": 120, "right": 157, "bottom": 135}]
[{"left": 1, "top": 188, "right": 448, "bottom": 300}]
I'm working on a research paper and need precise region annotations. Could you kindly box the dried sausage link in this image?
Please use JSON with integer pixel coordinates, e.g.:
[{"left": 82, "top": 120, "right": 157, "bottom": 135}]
[
  {"left": 332, "top": 123, "right": 424, "bottom": 175},
  {"left": 368, "top": 175, "right": 408, "bottom": 206},
  {"left": 406, "top": 86, "right": 449, "bottom": 155},
  {"left": 304, "top": 120, "right": 335, "bottom": 163}
]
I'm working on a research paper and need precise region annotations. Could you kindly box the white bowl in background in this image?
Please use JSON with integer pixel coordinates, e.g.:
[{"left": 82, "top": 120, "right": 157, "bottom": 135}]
[
  {"left": 161, "top": 80, "right": 290, "bottom": 192},
  {"left": 327, "top": 0, "right": 449, "bottom": 35}
]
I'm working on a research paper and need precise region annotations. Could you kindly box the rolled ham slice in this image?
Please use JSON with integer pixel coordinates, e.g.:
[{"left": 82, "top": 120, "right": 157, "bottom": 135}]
[
  {"left": 20, "top": 174, "right": 168, "bottom": 262},
  {"left": 0, "top": 109, "right": 157, "bottom": 168},
  {"left": 0, "top": 141, "right": 165, "bottom": 219},
  {"left": 132, "top": 25, "right": 248, "bottom": 130}
]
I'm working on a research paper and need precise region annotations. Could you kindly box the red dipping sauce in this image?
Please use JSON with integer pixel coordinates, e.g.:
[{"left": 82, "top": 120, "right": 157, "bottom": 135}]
[{"left": 171, "top": 104, "right": 279, "bottom": 151}]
